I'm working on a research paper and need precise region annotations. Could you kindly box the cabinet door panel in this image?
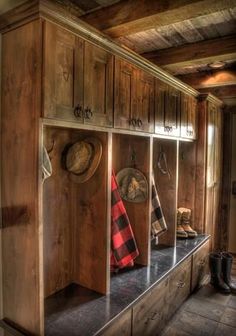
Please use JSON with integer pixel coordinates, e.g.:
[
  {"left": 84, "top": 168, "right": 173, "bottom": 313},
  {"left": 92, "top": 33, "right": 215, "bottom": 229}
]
[
  {"left": 84, "top": 42, "right": 114, "bottom": 127},
  {"left": 155, "top": 80, "right": 180, "bottom": 136},
  {"left": 181, "top": 93, "right": 197, "bottom": 139},
  {"left": 168, "top": 257, "right": 191, "bottom": 318},
  {"left": 136, "top": 70, "right": 155, "bottom": 133},
  {"left": 44, "top": 21, "right": 84, "bottom": 122},
  {"left": 191, "top": 240, "right": 210, "bottom": 291},
  {"left": 114, "top": 58, "right": 136, "bottom": 130},
  {"left": 132, "top": 277, "right": 169, "bottom": 336}
]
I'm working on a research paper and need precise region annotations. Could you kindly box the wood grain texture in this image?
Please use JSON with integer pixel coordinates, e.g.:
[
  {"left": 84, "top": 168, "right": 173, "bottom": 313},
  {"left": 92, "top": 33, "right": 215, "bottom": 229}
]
[
  {"left": 43, "top": 20, "right": 84, "bottom": 122},
  {"left": 191, "top": 240, "right": 210, "bottom": 291},
  {"left": 143, "top": 35, "right": 236, "bottom": 68},
  {"left": 72, "top": 130, "right": 109, "bottom": 294},
  {"left": 43, "top": 128, "right": 110, "bottom": 296},
  {"left": 178, "top": 141, "right": 197, "bottom": 229},
  {"left": 100, "top": 309, "right": 132, "bottom": 336},
  {"left": 180, "top": 93, "right": 197, "bottom": 139},
  {"left": 81, "top": 0, "right": 236, "bottom": 38},
  {"left": 43, "top": 128, "right": 74, "bottom": 297},
  {"left": 132, "top": 277, "right": 169, "bottom": 336},
  {"left": 1, "top": 20, "right": 42, "bottom": 334},
  {"left": 155, "top": 79, "right": 181, "bottom": 137},
  {"left": 112, "top": 134, "right": 151, "bottom": 265},
  {"left": 168, "top": 257, "right": 191, "bottom": 318},
  {"left": 83, "top": 42, "right": 114, "bottom": 127},
  {"left": 153, "top": 138, "right": 178, "bottom": 246}
]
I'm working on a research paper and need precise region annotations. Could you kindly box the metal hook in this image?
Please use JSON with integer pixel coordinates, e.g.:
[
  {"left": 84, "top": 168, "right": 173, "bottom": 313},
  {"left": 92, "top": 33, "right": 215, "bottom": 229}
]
[
  {"left": 47, "top": 139, "right": 55, "bottom": 155},
  {"left": 157, "top": 146, "right": 171, "bottom": 179},
  {"left": 131, "top": 148, "right": 137, "bottom": 168}
]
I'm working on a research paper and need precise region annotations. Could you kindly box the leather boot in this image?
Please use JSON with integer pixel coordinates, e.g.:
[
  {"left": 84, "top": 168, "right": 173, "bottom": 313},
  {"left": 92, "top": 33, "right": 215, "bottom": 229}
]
[
  {"left": 222, "top": 252, "right": 236, "bottom": 294},
  {"left": 209, "top": 253, "right": 231, "bottom": 294}
]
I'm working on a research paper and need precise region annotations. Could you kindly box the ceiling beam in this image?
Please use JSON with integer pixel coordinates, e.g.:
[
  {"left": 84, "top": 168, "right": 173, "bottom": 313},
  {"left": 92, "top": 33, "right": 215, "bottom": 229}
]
[
  {"left": 199, "top": 85, "right": 236, "bottom": 99},
  {"left": 142, "top": 35, "right": 236, "bottom": 71},
  {"left": 81, "top": 0, "right": 236, "bottom": 38},
  {"left": 177, "top": 69, "right": 236, "bottom": 89}
]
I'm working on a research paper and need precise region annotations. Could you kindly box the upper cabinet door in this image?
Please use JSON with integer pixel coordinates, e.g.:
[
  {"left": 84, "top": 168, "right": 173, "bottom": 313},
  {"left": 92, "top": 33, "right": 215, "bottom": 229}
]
[
  {"left": 114, "top": 58, "right": 136, "bottom": 130},
  {"left": 155, "top": 80, "right": 180, "bottom": 136},
  {"left": 136, "top": 69, "right": 155, "bottom": 133},
  {"left": 83, "top": 42, "right": 114, "bottom": 127},
  {"left": 43, "top": 21, "right": 84, "bottom": 123},
  {"left": 181, "top": 93, "right": 197, "bottom": 139}
]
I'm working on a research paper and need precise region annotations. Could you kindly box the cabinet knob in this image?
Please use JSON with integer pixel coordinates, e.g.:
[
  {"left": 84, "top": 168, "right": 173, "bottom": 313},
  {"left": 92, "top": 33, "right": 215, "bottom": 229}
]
[
  {"left": 84, "top": 107, "right": 93, "bottom": 119},
  {"left": 129, "top": 118, "right": 137, "bottom": 127},
  {"left": 137, "top": 118, "right": 142, "bottom": 127},
  {"left": 74, "top": 104, "right": 83, "bottom": 118},
  {"left": 177, "top": 280, "right": 185, "bottom": 288}
]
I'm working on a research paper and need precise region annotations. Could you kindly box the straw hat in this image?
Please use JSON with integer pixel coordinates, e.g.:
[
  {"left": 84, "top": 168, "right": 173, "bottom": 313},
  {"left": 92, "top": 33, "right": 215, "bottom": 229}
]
[
  {"left": 64, "top": 137, "right": 102, "bottom": 183},
  {"left": 116, "top": 168, "right": 148, "bottom": 203}
]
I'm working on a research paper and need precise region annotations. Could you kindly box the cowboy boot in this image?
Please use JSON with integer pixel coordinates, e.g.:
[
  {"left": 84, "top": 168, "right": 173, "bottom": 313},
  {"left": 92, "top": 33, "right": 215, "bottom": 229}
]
[
  {"left": 209, "top": 253, "right": 231, "bottom": 294},
  {"left": 222, "top": 252, "right": 236, "bottom": 294}
]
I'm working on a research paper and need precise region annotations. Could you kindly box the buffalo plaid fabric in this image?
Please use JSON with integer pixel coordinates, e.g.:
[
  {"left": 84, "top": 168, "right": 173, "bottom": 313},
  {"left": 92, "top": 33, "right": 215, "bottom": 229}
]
[
  {"left": 110, "top": 170, "right": 139, "bottom": 272},
  {"left": 151, "top": 175, "right": 167, "bottom": 240}
]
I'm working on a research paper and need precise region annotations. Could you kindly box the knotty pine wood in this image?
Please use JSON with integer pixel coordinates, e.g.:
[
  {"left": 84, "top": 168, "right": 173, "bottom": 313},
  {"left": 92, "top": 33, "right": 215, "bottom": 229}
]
[
  {"left": 178, "top": 141, "right": 197, "bottom": 230},
  {"left": 43, "top": 20, "right": 84, "bottom": 122},
  {"left": 83, "top": 42, "right": 114, "bottom": 127},
  {"left": 1, "top": 20, "right": 42, "bottom": 335},
  {"left": 112, "top": 134, "right": 150, "bottom": 266},
  {"left": 43, "top": 127, "right": 109, "bottom": 296},
  {"left": 153, "top": 138, "right": 178, "bottom": 246},
  {"left": 180, "top": 93, "right": 197, "bottom": 139}
]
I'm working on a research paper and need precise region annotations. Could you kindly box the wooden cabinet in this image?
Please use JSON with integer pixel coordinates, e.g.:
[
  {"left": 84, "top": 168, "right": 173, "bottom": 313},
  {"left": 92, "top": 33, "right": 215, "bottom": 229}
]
[
  {"left": 155, "top": 79, "right": 181, "bottom": 137},
  {"left": 101, "top": 310, "right": 132, "bottom": 336},
  {"left": 44, "top": 21, "right": 114, "bottom": 127},
  {"left": 181, "top": 93, "right": 197, "bottom": 139},
  {"left": 132, "top": 277, "right": 169, "bottom": 336},
  {"left": 191, "top": 240, "right": 210, "bottom": 291},
  {"left": 114, "top": 58, "right": 154, "bottom": 133},
  {"left": 168, "top": 257, "right": 191, "bottom": 318}
]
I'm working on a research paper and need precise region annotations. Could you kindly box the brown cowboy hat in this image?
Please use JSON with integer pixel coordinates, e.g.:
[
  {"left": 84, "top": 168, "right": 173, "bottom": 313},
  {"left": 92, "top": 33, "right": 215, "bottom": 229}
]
[
  {"left": 64, "top": 137, "right": 102, "bottom": 183},
  {"left": 116, "top": 168, "right": 148, "bottom": 203}
]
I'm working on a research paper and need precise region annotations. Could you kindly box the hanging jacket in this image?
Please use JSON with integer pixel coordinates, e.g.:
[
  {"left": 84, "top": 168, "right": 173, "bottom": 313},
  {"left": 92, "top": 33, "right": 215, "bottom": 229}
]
[{"left": 151, "top": 175, "right": 167, "bottom": 239}]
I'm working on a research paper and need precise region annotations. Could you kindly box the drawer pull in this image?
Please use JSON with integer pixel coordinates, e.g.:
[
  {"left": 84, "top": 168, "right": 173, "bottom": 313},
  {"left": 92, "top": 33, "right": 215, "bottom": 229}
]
[
  {"left": 144, "top": 311, "right": 161, "bottom": 324},
  {"left": 137, "top": 118, "right": 143, "bottom": 127},
  {"left": 84, "top": 107, "right": 93, "bottom": 119},
  {"left": 177, "top": 280, "right": 185, "bottom": 288},
  {"left": 129, "top": 118, "right": 137, "bottom": 127},
  {"left": 198, "top": 259, "right": 206, "bottom": 267},
  {"left": 74, "top": 104, "right": 83, "bottom": 118}
]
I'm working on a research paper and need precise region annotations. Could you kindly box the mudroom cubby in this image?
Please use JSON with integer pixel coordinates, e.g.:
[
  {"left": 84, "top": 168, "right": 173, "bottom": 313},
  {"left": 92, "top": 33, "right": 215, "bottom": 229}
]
[
  {"left": 152, "top": 138, "right": 178, "bottom": 247},
  {"left": 112, "top": 133, "right": 151, "bottom": 266},
  {"left": 178, "top": 140, "right": 198, "bottom": 232},
  {"left": 43, "top": 126, "right": 110, "bottom": 296}
]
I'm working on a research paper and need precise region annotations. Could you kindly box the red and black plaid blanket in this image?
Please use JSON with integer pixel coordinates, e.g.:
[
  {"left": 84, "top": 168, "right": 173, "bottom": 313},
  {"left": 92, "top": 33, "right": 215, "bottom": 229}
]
[{"left": 110, "top": 170, "right": 139, "bottom": 272}]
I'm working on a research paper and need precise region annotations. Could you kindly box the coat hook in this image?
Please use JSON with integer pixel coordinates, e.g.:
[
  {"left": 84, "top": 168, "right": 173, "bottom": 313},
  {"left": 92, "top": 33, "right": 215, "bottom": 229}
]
[
  {"left": 47, "top": 139, "right": 55, "bottom": 155},
  {"left": 131, "top": 148, "right": 137, "bottom": 168}
]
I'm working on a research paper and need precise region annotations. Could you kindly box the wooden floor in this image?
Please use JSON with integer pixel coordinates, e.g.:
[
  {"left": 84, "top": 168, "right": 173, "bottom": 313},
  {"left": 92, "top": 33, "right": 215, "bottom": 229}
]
[{"left": 161, "top": 283, "right": 236, "bottom": 336}]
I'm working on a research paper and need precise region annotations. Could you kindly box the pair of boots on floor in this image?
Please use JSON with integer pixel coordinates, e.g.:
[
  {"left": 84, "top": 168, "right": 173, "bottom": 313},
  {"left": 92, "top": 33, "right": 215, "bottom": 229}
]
[
  {"left": 177, "top": 207, "right": 197, "bottom": 239},
  {"left": 209, "top": 252, "right": 236, "bottom": 294}
]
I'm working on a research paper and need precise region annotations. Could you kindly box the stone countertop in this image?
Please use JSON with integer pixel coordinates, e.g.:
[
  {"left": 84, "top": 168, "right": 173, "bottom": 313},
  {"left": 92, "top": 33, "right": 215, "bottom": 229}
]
[{"left": 45, "top": 234, "right": 209, "bottom": 336}]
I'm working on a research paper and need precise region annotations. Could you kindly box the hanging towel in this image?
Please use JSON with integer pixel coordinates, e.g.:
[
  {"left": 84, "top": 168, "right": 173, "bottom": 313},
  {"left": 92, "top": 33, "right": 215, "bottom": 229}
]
[
  {"left": 151, "top": 176, "right": 167, "bottom": 241},
  {"left": 111, "top": 170, "right": 139, "bottom": 272}
]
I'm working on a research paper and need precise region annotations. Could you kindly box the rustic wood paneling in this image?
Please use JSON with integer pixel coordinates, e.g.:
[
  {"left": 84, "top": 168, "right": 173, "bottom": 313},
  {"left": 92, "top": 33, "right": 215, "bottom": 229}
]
[
  {"left": 153, "top": 139, "right": 178, "bottom": 246},
  {"left": 1, "top": 20, "right": 42, "bottom": 334},
  {"left": 112, "top": 134, "right": 151, "bottom": 265}
]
